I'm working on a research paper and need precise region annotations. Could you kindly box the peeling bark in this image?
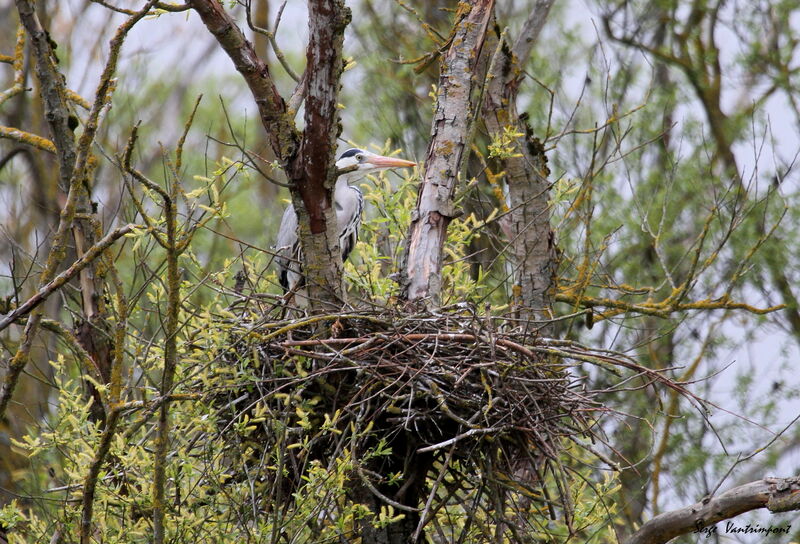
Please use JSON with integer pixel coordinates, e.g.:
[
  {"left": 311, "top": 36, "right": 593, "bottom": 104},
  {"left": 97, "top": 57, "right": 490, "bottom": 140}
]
[
  {"left": 290, "top": 0, "right": 350, "bottom": 309},
  {"left": 479, "top": 6, "right": 557, "bottom": 530},
  {"left": 190, "top": 0, "right": 350, "bottom": 310},
  {"left": 399, "top": 0, "right": 495, "bottom": 305}
]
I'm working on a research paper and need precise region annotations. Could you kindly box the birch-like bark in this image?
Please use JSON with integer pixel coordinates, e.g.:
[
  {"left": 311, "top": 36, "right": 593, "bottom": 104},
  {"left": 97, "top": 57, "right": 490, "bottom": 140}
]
[
  {"left": 399, "top": 0, "right": 495, "bottom": 305},
  {"left": 190, "top": 0, "right": 350, "bottom": 311},
  {"left": 483, "top": 0, "right": 556, "bottom": 335}
]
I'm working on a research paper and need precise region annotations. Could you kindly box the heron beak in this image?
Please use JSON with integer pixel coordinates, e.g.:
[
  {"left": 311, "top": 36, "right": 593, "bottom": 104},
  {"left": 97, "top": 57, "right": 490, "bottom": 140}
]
[{"left": 365, "top": 155, "right": 416, "bottom": 169}]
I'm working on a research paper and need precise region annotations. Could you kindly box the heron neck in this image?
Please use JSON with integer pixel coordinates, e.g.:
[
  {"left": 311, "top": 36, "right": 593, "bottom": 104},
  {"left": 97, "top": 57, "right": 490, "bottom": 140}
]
[{"left": 336, "top": 172, "right": 363, "bottom": 191}]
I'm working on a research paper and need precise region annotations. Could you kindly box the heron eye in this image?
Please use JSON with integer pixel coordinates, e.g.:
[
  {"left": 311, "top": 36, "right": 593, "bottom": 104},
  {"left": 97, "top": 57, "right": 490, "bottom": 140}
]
[{"left": 355, "top": 154, "right": 364, "bottom": 162}]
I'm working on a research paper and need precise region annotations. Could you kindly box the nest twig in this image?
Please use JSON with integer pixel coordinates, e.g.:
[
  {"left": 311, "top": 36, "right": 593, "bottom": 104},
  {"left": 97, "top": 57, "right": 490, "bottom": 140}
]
[{"left": 197, "top": 305, "right": 696, "bottom": 537}]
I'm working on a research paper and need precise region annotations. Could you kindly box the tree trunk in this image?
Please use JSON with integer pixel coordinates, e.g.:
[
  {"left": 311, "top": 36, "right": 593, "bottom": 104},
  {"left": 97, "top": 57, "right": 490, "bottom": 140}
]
[
  {"left": 399, "top": 0, "right": 495, "bottom": 306},
  {"left": 190, "top": 0, "right": 350, "bottom": 312},
  {"left": 349, "top": 439, "right": 432, "bottom": 544},
  {"left": 289, "top": 0, "right": 350, "bottom": 311},
  {"left": 482, "top": 1, "right": 556, "bottom": 335}
]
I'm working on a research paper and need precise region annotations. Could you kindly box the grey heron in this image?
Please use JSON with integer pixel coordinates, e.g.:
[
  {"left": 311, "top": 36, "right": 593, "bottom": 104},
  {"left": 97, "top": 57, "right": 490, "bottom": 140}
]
[{"left": 274, "top": 148, "right": 415, "bottom": 297}]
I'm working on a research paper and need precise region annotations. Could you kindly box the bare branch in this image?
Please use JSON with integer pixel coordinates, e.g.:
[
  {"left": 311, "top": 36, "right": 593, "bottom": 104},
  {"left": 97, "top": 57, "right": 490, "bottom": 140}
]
[
  {"left": 0, "top": 125, "right": 56, "bottom": 153},
  {"left": 15, "top": 0, "right": 78, "bottom": 180},
  {"left": 511, "top": 0, "right": 555, "bottom": 64},
  {"left": 79, "top": 409, "right": 121, "bottom": 544},
  {"left": 154, "top": 1, "right": 190, "bottom": 11},
  {"left": 0, "top": 224, "right": 136, "bottom": 333},
  {"left": 626, "top": 478, "right": 800, "bottom": 544},
  {"left": 0, "top": 26, "right": 26, "bottom": 108},
  {"left": 287, "top": 68, "right": 308, "bottom": 116},
  {"left": 0, "top": 0, "right": 155, "bottom": 420},
  {"left": 188, "top": 0, "right": 299, "bottom": 164},
  {"left": 245, "top": 0, "right": 301, "bottom": 82}
]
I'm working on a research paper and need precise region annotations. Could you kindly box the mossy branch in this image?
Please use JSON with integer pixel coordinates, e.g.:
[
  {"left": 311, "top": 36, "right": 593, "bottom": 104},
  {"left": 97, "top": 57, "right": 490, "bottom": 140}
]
[
  {"left": 0, "top": 125, "right": 56, "bottom": 153},
  {"left": 555, "top": 292, "right": 783, "bottom": 321},
  {"left": 0, "top": 26, "right": 26, "bottom": 108},
  {"left": 1, "top": 0, "right": 157, "bottom": 424},
  {"left": 118, "top": 105, "right": 202, "bottom": 544}
]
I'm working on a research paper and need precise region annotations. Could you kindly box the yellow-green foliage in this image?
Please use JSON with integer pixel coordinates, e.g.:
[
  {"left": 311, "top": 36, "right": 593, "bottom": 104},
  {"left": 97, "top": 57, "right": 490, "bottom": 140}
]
[
  {"left": 5, "top": 303, "right": 400, "bottom": 542},
  {"left": 531, "top": 451, "right": 621, "bottom": 544},
  {"left": 488, "top": 126, "right": 525, "bottom": 160},
  {"left": 346, "top": 143, "right": 497, "bottom": 305},
  {"left": 4, "top": 145, "right": 620, "bottom": 543}
]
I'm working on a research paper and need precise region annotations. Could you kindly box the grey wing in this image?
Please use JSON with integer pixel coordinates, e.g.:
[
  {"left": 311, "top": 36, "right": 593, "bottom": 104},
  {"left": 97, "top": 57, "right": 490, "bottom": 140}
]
[
  {"left": 337, "top": 185, "right": 364, "bottom": 263},
  {"left": 274, "top": 203, "right": 300, "bottom": 292}
]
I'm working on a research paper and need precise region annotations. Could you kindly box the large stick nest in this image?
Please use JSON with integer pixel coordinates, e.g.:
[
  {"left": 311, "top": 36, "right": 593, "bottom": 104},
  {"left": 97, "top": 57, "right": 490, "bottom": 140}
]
[{"left": 203, "top": 304, "right": 690, "bottom": 521}]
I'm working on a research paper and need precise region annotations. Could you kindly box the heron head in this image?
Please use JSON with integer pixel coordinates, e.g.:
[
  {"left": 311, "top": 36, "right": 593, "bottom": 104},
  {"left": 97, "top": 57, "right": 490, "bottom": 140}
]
[{"left": 336, "top": 148, "right": 416, "bottom": 178}]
